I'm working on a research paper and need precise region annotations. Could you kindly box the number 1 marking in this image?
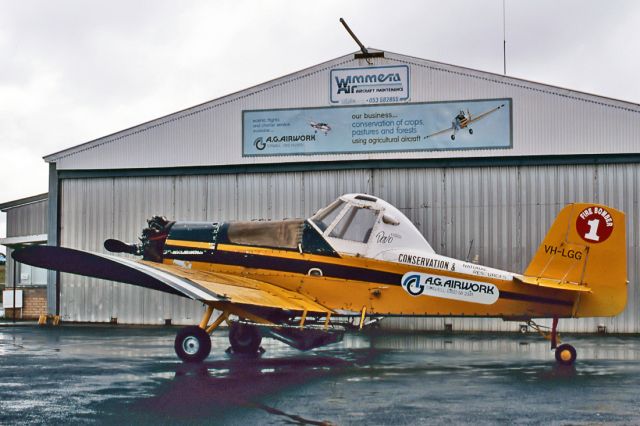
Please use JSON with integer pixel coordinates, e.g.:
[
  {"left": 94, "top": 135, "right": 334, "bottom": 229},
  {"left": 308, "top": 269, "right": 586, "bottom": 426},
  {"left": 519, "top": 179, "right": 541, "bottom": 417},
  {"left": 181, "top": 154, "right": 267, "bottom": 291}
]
[{"left": 584, "top": 219, "right": 600, "bottom": 241}]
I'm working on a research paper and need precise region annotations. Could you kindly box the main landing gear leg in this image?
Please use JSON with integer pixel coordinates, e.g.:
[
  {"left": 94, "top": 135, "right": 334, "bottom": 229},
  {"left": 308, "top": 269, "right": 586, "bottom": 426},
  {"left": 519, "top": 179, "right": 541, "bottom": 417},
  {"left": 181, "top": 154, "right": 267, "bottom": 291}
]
[{"left": 175, "top": 303, "right": 271, "bottom": 362}]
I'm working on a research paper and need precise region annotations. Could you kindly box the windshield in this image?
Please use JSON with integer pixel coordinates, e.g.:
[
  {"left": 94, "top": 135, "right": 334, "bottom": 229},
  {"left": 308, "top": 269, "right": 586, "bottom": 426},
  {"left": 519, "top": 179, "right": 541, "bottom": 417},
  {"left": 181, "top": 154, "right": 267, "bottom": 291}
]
[
  {"left": 329, "top": 206, "right": 378, "bottom": 243},
  {"left": 310, "top": 200, "right": 345, "bottom": 232}
]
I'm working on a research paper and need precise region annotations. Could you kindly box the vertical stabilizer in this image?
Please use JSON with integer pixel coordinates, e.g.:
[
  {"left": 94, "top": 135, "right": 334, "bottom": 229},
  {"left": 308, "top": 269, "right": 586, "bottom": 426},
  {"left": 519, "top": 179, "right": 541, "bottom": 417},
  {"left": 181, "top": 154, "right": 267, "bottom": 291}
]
[{"left": 523, "top": 203, "right": 627, "bottom": 317}]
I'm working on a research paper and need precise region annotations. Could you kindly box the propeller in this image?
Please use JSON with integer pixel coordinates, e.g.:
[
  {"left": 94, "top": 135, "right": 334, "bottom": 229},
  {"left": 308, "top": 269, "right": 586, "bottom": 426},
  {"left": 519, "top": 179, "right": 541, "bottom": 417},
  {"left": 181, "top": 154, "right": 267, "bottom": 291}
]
[{"left": 104, "top": 239, "right": 140, "bottom": 255}]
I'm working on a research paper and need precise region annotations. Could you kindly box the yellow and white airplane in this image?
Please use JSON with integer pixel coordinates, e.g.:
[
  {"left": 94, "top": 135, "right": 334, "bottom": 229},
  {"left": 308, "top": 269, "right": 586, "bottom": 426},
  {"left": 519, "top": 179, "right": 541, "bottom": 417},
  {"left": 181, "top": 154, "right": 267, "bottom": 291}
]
[
  {"left": 14, "top": 194, "right": 627, "bottom": 365},
  {"left": 426, "top": 103, "right": 506, "bottom": 141}
]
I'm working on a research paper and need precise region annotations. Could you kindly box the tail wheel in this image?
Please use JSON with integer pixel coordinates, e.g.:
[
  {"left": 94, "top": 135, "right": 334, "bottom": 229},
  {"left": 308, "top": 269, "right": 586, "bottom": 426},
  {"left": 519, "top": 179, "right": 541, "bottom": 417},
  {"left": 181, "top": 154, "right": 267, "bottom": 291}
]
[
  {"left": 555, "top": 343, "right": 577, "bottom": 366},
  {"left": 174, "top": 326, "right": 211, "bottom": 363},
  {"left": 229, "top": 323, "right": 262, "bottom": 354},
  {"left": 450, "top": 134, "right": 456, "bottom": 141},
  {"left": 469, "top": 128, "right": 473, "bottom": 135}
]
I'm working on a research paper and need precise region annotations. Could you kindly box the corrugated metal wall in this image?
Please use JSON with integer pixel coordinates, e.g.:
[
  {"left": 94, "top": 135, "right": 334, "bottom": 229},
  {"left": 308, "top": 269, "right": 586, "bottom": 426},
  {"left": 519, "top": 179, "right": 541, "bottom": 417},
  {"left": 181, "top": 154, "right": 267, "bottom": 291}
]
[
  {"left": 6, "top": 200, "right": 48, "bottom": 237},
  {"left": 59, "top": 163, "right": 639, "bottom": 332},
  {"left": 4, "top": 200, "right": 48, "bottom": 287}
]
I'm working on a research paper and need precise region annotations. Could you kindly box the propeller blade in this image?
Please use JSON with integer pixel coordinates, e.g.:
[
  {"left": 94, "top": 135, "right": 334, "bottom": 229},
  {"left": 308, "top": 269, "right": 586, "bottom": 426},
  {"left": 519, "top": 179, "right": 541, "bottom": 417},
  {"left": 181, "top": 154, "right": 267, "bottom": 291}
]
[{"left": 104, "top": 239, "right": 139, "bottom": 254}]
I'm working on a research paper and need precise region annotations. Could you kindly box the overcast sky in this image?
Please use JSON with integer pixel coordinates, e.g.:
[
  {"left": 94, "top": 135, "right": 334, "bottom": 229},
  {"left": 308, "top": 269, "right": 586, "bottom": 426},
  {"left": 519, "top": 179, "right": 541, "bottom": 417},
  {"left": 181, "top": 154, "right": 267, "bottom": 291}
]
[{"left": 1, "top": 0, "right": 639, "bottom": 250}]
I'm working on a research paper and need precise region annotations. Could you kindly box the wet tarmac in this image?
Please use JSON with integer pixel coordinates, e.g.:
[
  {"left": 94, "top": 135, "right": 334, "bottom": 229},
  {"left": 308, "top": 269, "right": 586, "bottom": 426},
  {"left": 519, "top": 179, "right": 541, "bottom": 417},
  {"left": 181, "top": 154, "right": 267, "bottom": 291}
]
[{"left": 1, "top": 324, "right": 640, "bottom": 425}]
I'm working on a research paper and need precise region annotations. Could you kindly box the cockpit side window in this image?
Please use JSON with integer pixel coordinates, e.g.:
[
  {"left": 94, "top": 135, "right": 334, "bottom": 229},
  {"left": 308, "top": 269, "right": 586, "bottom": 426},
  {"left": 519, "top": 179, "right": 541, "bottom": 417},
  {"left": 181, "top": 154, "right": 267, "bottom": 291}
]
[
  {"left": 311, "top": 200, "right": 345, "bottom": 232},
  {"left": 329, "top": 207, "right": 378, "bottom": 243}
]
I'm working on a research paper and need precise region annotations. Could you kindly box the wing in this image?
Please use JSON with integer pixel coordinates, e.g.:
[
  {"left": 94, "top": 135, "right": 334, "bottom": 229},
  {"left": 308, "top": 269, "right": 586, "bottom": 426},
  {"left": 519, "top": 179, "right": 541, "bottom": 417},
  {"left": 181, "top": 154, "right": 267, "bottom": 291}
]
[
  {"left": 425, "top": 125, "right": 454, "bottom": 139},
  {"left": 468, "top": 103, "right": 506, "bottom": 124},
  {"left": 141, "top": 260, "right": 330, "bottom": 313},
  {"left": 13, "top": 245, "right": 330, "bottom": 313}
]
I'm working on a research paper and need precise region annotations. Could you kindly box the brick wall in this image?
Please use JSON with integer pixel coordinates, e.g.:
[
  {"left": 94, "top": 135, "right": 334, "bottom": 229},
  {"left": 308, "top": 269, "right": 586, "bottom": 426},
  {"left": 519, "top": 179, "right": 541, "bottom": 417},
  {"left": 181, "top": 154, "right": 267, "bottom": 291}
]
[{"left": 4, "top": 288, "right": 47, "bottom": 320}]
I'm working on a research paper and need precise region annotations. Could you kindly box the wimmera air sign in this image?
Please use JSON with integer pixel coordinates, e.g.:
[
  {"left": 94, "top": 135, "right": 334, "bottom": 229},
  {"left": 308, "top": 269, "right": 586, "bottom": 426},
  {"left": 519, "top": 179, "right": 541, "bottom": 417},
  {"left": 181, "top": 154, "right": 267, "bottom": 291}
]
[{"left": 330, "top": 65, "right": 410, "bottom": 105}]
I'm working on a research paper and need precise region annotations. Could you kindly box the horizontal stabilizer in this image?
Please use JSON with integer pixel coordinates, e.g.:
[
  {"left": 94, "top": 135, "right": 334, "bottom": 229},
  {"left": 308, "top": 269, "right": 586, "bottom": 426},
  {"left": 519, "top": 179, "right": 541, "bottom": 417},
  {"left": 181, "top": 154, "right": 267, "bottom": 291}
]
[{"left": 514, "top": 275, "right": 591, "bottom": 293}]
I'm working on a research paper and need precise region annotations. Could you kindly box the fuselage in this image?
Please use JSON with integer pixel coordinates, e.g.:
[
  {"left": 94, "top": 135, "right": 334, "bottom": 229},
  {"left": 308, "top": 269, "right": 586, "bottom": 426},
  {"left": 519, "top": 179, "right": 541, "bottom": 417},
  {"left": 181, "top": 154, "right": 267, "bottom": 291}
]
[{"left": 155, "top": 215, "right": 575, "bottom": 320}]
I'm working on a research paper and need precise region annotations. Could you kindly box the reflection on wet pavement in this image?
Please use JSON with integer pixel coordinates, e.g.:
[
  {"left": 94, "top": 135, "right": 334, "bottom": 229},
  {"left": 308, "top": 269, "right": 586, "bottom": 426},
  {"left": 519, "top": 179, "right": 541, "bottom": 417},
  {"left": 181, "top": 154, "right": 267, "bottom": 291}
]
[{"left": 1, "top": 325, "right": 640, "bottom": 425}]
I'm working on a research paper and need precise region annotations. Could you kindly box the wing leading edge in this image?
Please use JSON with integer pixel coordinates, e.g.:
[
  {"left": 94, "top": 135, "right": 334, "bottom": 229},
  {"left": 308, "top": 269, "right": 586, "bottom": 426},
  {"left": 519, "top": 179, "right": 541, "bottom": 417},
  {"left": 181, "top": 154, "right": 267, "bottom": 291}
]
[{"left": 12, "top": 245, "right": 330, "bottom": 313}]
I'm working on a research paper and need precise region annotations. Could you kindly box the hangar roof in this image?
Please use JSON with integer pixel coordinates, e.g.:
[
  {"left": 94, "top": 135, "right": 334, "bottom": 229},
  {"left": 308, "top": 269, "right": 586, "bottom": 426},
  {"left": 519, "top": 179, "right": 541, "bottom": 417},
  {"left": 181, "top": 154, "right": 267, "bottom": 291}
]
[
  {"left": 0, "top": 193, "right": 48, "bottom": 212},
  {"left": 44, "top": 50, "right": 640, "bottom": 171}
]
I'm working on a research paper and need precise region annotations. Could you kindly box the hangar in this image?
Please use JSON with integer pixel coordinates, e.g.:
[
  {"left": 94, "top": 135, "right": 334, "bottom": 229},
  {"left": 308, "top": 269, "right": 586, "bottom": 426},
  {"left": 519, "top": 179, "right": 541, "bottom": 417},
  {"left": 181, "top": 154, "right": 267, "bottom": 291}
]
[
  {"left": 0, "top": 194, "right": 48, "bottom": 319},
  {"left": 3, "top": 49, "right": 639, "bottom": 332}
]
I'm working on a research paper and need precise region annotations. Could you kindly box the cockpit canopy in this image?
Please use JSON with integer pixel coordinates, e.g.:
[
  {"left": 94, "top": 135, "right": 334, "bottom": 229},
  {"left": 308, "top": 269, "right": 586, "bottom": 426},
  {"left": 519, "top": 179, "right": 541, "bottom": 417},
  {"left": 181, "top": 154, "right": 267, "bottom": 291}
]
[
  {"left": 309, "top": 194, "right": 433, "bottom": 258},
  {"left": 161, "top": 194, "right": 433, "bottom": 262},
  {"left": 312, "top": 196, "right": 377, "bottom": 243}
]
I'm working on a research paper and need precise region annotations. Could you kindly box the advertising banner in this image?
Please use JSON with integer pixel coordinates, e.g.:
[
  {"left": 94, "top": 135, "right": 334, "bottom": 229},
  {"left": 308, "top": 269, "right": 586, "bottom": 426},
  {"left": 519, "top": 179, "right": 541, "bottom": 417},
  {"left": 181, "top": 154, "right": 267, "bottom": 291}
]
[
  {"left": 330, "top": 65, "right": 410, "bottom": 105},
  {"left": 242, "top": 98, "right": 512, "bottom": 157}
]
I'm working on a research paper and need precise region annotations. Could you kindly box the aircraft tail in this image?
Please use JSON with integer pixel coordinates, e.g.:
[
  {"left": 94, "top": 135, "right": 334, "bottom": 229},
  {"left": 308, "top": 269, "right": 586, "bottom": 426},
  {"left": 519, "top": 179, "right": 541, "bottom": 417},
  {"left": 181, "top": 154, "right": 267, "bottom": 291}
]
[{"left": 522, "top": 203, "right": 627, "bottom": 317}]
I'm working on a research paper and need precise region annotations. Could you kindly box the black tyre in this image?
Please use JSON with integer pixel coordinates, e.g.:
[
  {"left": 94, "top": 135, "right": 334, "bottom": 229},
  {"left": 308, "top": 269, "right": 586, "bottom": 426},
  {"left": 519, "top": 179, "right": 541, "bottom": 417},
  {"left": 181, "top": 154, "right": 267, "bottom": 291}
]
[
  {"left": 555, "top": 343, "right": 577, "bottom": 366},
  {"left": 450, "top": 134, "right": 456, "bottom": 141},
  {"left": 469, "top": 128, "right": 473, "bottom": 135},
  {"left": 229, "top": 323, "right": 262, "bottom": 354},
  {"left": 174, "top": 326, "right": 211, "bottom": 363}
]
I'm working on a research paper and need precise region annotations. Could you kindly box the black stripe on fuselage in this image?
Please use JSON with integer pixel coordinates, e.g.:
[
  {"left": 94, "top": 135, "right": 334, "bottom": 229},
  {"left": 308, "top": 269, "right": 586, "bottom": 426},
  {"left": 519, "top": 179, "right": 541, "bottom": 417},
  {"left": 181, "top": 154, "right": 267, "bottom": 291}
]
[
  {"left": 164, "top": 246, "right": 400, "bottom": 285},
  {"left": 163, "top": 246, "right": 574, "bottom": 308},
  {"left": 498, "top": 291, "right": 573, "bottom": 307}
]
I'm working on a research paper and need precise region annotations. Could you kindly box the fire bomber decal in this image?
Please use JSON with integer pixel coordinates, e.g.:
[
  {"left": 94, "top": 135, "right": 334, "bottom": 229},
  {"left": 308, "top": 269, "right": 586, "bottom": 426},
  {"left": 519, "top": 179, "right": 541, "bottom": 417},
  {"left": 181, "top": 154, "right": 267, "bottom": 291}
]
[{"left": 401, "top": 272, "right": 500, "bottom": 305}]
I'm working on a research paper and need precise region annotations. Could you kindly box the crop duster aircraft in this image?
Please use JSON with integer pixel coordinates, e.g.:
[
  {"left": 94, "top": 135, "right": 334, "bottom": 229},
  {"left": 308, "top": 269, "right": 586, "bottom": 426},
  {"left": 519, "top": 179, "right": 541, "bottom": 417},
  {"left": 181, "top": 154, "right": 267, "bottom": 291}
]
[
  {"left": 14, "top": 194, "right": 627, "bottom": 365},
  {"left": 309, "top": 120, "right": 332, "bottom": 135},
  {"left": 426, "top": 103, "right": 506, "bottom": 140}
]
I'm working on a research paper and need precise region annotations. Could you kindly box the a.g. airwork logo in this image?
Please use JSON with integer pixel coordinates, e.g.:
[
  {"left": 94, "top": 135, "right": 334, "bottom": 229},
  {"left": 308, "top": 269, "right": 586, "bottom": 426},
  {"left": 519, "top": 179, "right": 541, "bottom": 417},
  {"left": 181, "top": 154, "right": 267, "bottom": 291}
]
[
  {"left": 253, "top": 135, "right": 316, "bottom": 152},
  {"left": 330, "top": 65, "right": 409, "bottom": 104},
  {"left": 254, "top": 137, "right": 265, "bottom": 150},
  {"left": 401, "top": 272, "right": 499, "bottom": 305}
]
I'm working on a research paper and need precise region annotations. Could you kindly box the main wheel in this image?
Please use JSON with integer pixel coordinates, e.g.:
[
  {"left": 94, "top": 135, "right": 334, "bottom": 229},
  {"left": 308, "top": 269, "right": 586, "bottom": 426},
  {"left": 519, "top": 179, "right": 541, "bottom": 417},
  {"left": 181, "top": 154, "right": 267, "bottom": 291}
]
[
  {"left": 229, "top": 323, "right": 262, "bottom": 354},
  {"left": 469, "top": 128, "right": 474, "bottom": 135},
  {"left": 555, "top": 343, "right": 577, "bottom": 366},
  {"left": 174, "top": 326, "right": 211, "bottom": 363},
  {"left": 450, "top": 134, "right": 456, "bottom": 140}
]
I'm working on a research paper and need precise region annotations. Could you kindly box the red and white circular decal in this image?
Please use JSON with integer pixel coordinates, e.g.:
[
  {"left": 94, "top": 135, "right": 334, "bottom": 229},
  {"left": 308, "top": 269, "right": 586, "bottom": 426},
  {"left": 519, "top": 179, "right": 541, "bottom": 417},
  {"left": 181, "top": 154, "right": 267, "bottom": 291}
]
[{"left": 576, "top": 206, "right": 614, "bottom": 243}]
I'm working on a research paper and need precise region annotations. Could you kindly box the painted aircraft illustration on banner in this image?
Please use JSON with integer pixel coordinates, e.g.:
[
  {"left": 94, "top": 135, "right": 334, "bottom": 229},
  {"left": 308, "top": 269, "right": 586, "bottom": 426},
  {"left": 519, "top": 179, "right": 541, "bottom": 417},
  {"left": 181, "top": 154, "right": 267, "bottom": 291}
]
[
  {"left": 426, "top": 103, "right": 506, "bottom": 140},
  {"left": 14, "top": 194, "right": 627, "bottom": 365},
  {"left": 309, "top": 121, "right": 332, "bottom": 135}
]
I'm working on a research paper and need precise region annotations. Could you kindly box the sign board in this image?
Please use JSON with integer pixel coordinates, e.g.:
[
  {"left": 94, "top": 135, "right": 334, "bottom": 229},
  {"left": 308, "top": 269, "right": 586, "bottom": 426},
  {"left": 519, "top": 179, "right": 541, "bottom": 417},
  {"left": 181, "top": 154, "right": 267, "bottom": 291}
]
[
  {"left": 243, "top": 98, "right": 512, "bottom": 157},
  {"left": 330, "top": 65, "right": 410, "bottom": 105},
  {"left": 3, "top": 290, "right": 23, "bottom": 308}
]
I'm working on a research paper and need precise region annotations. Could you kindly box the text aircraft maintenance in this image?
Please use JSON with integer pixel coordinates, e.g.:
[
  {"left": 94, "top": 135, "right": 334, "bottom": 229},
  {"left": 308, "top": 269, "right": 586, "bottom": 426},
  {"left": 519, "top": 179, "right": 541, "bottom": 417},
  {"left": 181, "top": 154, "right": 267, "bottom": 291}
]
[
  {"left": 426, "top": 103, "right": 505, "bottom": 140},
  {"left": 14, "top": 194, "right": 627, "bottom": 365}
]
